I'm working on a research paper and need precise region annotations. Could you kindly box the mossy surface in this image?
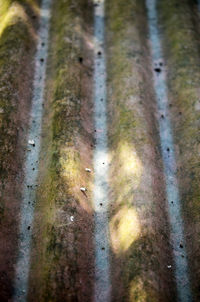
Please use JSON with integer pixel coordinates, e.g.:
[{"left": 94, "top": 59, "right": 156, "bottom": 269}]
[
  {"left": 0, "top": 0, "right": 39, "bottom": 300},
  {"left": 0, "top": 0, "right": 39, "bottom": 215},
  {"left": 158, "top": 1, "right": 200, "bottom": 299},
  {"left": 106, "top": 0, "right": 176, "bottom": 301},
  {"left": 28, "top": 0, "right": 94, "bottom": 301}
]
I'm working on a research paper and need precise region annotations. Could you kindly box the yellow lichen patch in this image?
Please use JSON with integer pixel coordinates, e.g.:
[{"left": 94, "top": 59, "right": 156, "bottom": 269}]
[
  {"left": 129, "top": 276, "right": 159, "bottom": 302},
  {"left": 0, "top": 0, "right": 11, "bottom": 18},
  {"left": 60, "top": 148, "right": 79, "bottom": 178},
  {"left": 129, "top": 277, "right": 147, "bottom": 302},
  {"left": 0, "top": 3, "right": 26, "bottom": 36},
  {"left": 60, "top": 145, "right": 80, "bottom": 190},
  {"left": 110, "top": 206, "right": 140, "bottom": 254},
  {"left": 0, "top": 2, "right": 36, "bottom": 40}
]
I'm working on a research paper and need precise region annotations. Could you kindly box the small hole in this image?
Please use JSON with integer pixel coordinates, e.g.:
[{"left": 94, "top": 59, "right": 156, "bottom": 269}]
[
  {"left": 100, "top": 203, "right": 103, "bottom": 206},
  {"left": 154, "top": 68, "right": 161, "bottom": 73},
  {"left": 161, "top": 114, "right": 164, "bottom": 119},
  {"left": 98, "top": 51, "right": 102, "bottom": 56},
  {"left": 79, "top": 57, "right": 83, "bottom": 63},
  {"left": 40, "top": 58, "right": 44, "bottom": 63},
  {"left": 27, "top": 226, "right": 31, "bottom": 230},
  {"left": 167, "top": 148, "right": 170, "bottom": 152},
  {"left": 180, "top": 244, "right": 183, "bottom": 248},
  {"left": 101, "top": 247, "right": 105, "bottom": 250}
]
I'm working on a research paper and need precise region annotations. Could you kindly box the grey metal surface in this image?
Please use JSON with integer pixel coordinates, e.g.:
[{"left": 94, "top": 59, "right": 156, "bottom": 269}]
[
  {"left": 146, "top": 0, "right": 192, "bottom": 301},
  {"left": 13, "top": 0, "right": 52, "bottom": 301},
  {"left": 93, "top": 1, "right": 111, "bottom": 301}
]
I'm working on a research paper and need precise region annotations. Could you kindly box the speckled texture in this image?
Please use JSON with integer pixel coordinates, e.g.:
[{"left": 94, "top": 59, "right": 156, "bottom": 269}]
[
  {"left": 0, "top": 1, "right": 40, "bottom": 300},
  {"left": 13, "top": 0, "right": 53, "bottom": 300},
  {"left": 158, "top": 0, "right": 200, "bottom": 300},
  {"left": 28, "top": 0, "right": 95, "bottom": 301},
  {"left": 1, "top": 0, "right": 200, "bottom": 300},
  {"left": 146, "top": 0, "right": 192, "bottom": 300},
  {"left": 106, "top": 0, "right": 176, "bottom": 300}
]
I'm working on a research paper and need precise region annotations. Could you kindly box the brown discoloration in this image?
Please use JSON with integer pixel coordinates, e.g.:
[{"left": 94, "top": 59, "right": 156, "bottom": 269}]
[
  {"left": 0, "top": 1, "right": 40, "bottom": 300},
  {"left": 28, "top": 0, "right": 95, "bottom": 301},
  {"left": 106, "top": 0, "right": 176, "bottom": 300}
]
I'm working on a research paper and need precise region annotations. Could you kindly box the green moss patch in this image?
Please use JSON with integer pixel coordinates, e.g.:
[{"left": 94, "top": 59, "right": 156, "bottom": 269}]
[
  {"left": 106, "top": 0, "right": 176, "bottom": 300},
  {"left": 28, "top": 0, "right": 94, "bottom": 301}
]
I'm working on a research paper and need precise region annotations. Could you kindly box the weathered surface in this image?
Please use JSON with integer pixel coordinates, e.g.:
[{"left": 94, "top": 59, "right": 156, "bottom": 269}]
[
  {"left": 28, "top": 0, "right": 95, "bottom": 301},
  {"left": 106, "top": 0, "right": 176, "bottom": 301},
  {"left": 158, "top": 0, "right": 200, "bottom": 300},
  {"left": 0, "top": 1, "right": 39, "bottom": 300},
  {"left": 0, "top": 0, "right": 200, "bottom": 301}
]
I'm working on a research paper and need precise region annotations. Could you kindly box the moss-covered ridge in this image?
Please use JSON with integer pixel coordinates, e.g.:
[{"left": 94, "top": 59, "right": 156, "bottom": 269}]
[
  {"left": 158, "top": 0, "right": 200, "bottom": 300},
  {"left": 28, "top": 0, "right": 94, "bottom": 301},
  {"left": 106, "top": 0, "right": 176, "bottom": 300},
  {"left": 0, "top": 0, "right": 39, "bottom": 208},
  {"left": 0, "top": 0, "right": 39, "bottom": 300}
]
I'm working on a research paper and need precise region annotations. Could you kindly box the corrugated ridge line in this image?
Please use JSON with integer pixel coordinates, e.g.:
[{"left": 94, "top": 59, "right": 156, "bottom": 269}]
[
  {"left": 146, "top": 0, "right": 192, "bottom": 301},
  {"left": 13, "top": 0, "right": 52, "bottom": 301},
  {"left": 93, "top": 0, "right": 111, "bottom": 301}
]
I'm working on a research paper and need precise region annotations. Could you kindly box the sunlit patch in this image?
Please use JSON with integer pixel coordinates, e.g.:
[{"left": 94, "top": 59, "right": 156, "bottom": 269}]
[
  {"left": 110, "top": 206, "right": 140, "bottom": 253},
  {"left": 110, "top": 141, "right": 143, "bottom": 207},
  {"left": 0, "top": 2, "right": 37, "bottom": 39},
  {"left": 60, "top": 144, "right": 93, "bottom": 214},
  {"left": 94, "top": 0, "right": 104, "bottom": 4},
  {"left": 85, "top": 32, "right": 94, "bottom": 50},
  {"left": 0, "top": 3, "right": 26, "bottom": 37},
  {"left": 129, "top": 277, "right": 147, "bottom": 302},
  {"left": 119, "top": 142, "right": 142, "bottom": 185},
  {"left": 129, "top": 277, "right": 159, "bottom": 302},
  {"left": 60, "top": 145, "right": 80, "bottom": 188}
]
